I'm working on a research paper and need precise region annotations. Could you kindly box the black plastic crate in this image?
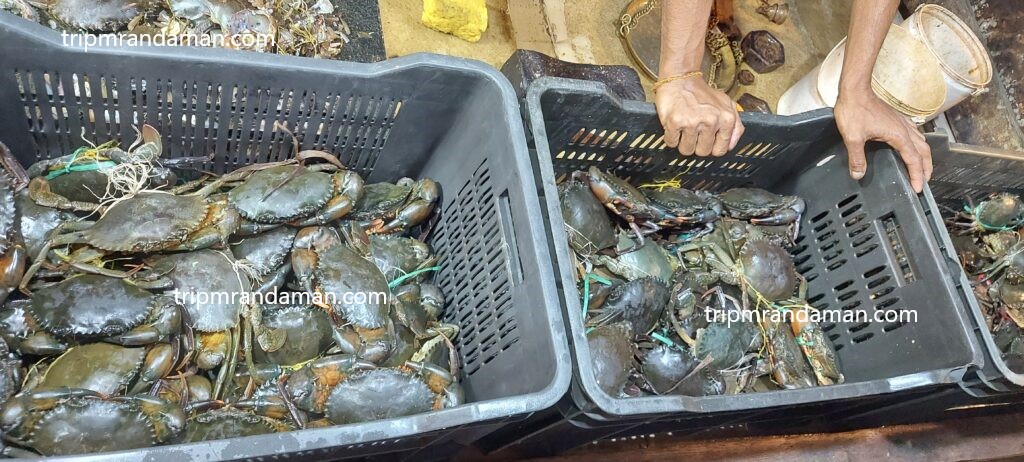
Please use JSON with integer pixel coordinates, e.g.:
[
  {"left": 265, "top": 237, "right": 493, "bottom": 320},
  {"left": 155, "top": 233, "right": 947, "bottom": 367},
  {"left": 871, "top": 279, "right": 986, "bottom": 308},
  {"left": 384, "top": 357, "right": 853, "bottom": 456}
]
[
  {"left": 0, "top": 13, "right": 572, "bottom": 460},
  {"left": 923, "top": 139, "right": 1024, "bottom": 394},
  {"left": 489, "top": 77, "right": 985, "bottom": 455}
]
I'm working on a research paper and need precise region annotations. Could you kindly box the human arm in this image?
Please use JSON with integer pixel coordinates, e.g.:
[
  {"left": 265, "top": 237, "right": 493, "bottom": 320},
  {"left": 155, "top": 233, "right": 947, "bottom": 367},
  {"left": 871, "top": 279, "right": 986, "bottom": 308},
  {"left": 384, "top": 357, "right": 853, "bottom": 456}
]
[
  {"left": 835, "top": 0, "right": 932, "bottom": 193},
  {"left": 655, "top": 0, "right": 743, "bottom": 157}
]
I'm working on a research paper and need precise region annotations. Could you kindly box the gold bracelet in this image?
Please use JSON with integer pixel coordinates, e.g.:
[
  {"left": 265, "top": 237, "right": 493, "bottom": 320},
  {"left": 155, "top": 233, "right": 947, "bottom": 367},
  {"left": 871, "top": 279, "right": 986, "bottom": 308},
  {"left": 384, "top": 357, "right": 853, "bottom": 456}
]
[{"left": 652, "top": 71, "right": 704, "bottom": 93}]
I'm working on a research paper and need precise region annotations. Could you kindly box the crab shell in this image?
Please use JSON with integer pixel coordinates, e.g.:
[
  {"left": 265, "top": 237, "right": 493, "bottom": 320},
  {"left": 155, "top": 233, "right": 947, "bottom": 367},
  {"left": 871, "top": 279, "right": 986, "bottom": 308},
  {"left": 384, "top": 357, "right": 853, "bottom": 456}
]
[
  {"left": 586, "top": 166, "right": 660, "bottom": 221},
  {"left": 350, "top": 180, "right": 415, "bottom": 222},
  {"left": 81, "top": 192, "right": 209, "bottom": 253},
  {"left": 324, "top": 368, "right": 435, "bottom": 424},
  {"left": 586, "top": 321, "right": 636, "bottom": 397},
  {"left": 252, "top": 304, "right": 334, "bottom": 366},
  {"left": 368, "top": 235, "right": 436, "bottom": 281},
  {"left": 718, "top": 187, "right": 790, "bottom": 218},
  {"left": 32, "top": 343, "right": 145, "bottom": 396},
  {"left": 642, "top": 343, "right": 700, "bottom": 394},
  {"left": 154, "top": 250, "right": 245, "bottom": 332},
  {"left": 316, "top": 243, "right": 391, "bottom": 329},
  {"left": 181, "top": 407, "right": 292, "bottom": 442},
  {"left": 643, "top": 187, "right": 721, "bottom": 224},
  {"left": 597, "top": 277, "right": 669, "bottom": 337},
  {"left": 0, "top": 173, "right": 15, "bottom": 254},
  {"left": 558, "top": 179, "right": 617, "bottom": 254},
  {"left": 228, "top": 165, "right": 335, "bottom": 223},
  {"left": 230, "top": 226, "right": 298, "bottom": 276},
  {"left": 15, "top": 191, "right": 72, "bottom": 258},
  {"left": 7, "top": 394, "right": 184, "bottom": 456},
  {"left": 694, "top": 319, "right": 761, "bottom": 370},
  {"left": 29, "top": 275, "right": 161, "bottom": 340},
  {"left": 738, "top": 240, "right": 798, "bottom": 302},
  {"left": 977, "top": 194, "right": 1024, "bottom": 230}
]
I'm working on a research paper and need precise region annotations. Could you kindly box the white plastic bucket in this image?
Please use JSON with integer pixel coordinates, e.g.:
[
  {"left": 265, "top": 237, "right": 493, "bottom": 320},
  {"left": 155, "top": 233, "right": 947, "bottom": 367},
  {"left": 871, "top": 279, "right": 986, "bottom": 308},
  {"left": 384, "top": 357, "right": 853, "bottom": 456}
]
[
  {"left": 777, "top": 24, "right": 947, "bottom": 123},
  {"left": 904, "top": 4, "right": 992, "bottom": 116}
]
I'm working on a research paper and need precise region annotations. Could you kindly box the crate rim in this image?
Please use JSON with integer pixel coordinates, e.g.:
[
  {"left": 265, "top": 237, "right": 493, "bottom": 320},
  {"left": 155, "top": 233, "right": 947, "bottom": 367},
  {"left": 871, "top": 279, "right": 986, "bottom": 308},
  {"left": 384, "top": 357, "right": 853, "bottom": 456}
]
[
  {"left": 525, "top": 76, "right": 983, "bottom": 418},
  {"left": 0, "top": 11, "right": 574, "bottom": 459}
]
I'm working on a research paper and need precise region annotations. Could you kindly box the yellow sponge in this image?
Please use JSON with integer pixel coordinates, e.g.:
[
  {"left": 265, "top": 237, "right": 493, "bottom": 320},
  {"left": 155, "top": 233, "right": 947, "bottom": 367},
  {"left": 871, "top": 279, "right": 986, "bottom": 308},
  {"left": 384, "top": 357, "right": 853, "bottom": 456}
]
[{"left": 421, "top": 0, "right": 488, "bottom": 43}]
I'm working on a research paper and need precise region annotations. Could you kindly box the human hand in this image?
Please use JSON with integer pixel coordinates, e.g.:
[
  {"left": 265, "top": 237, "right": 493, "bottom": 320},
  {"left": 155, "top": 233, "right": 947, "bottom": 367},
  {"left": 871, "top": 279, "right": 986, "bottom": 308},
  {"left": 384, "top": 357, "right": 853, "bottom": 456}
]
[
  {"left": 655, "top": 76, "right": 744, "bottom": 157},
  {"left": 835, "top": 92, "right": 932, "bottom": 193}
]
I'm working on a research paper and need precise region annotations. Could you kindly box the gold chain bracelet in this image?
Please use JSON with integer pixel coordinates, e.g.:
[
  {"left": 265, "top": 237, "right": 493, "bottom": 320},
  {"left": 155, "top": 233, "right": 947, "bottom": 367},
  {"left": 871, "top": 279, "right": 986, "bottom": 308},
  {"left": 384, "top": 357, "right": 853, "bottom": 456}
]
[{"left": 652, "top": 71, "right": 704, "bottom": 93}]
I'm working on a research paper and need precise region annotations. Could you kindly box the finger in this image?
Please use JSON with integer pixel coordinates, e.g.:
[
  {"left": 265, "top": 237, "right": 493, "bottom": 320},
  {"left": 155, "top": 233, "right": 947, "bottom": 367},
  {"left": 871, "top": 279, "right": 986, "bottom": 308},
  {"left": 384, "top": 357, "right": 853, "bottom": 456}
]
[
  {"left": 729, "top": 115, "right": 745, "bottom": 150},
  {"left": 712, "top": 113, "right": 736, "bottom": 156},
  {"left": 891, "top": 134, "right": 925, "bottom": 193},
  {"left": 695, "top": 122, "right": 717, "bottom": 156},
  {"left": 679, "top": 127, "right": 698, "bottom": 156},
  {"left": 909, "top": 127, "right": 932, "bottom": 182},
  {"left": 844, "top": 137, "right": 868, "bottom": 181},
  {"left": 663, "top": 126, "right": 682, "bottom": 149}
]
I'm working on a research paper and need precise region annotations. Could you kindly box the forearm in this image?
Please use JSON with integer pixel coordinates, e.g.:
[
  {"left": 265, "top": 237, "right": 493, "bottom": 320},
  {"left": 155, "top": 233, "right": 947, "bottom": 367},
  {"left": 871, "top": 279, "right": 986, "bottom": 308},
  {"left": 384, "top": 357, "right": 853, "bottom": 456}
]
[
  {"left": 659, "top": 0, "right": 713, "bottom": 77},
  {"left": 838, "top": 0, "right": 899, "bottom": 96}
]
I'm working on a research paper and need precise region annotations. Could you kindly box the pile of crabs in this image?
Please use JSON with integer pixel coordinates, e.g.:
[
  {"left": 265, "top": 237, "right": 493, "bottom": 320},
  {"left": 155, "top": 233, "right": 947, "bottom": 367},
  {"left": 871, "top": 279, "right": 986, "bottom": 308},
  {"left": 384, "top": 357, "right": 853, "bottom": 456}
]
[
  {"left": 560, "top": 167, "right": 844, "bottom": 398},
  {"left": 0, "top": 125, "right": 460, "bottom": 456},
  {"left": 948, "top": 193, "right": 1024, "bottom": 371}
]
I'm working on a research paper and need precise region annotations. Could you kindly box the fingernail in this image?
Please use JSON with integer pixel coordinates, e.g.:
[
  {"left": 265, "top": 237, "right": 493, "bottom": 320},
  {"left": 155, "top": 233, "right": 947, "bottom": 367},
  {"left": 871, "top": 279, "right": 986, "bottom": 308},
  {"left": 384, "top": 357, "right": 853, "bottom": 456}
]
[{"left": 850, "top": 170, "right": 864, "bottom": 180}]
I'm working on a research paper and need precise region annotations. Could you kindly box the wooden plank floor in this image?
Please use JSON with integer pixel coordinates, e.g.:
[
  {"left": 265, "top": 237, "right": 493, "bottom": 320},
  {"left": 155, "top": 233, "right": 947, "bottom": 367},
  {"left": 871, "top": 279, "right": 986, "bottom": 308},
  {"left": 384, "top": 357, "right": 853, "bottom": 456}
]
[{"left": 521, "top": 410, "right": 1024, "bottom": 462}]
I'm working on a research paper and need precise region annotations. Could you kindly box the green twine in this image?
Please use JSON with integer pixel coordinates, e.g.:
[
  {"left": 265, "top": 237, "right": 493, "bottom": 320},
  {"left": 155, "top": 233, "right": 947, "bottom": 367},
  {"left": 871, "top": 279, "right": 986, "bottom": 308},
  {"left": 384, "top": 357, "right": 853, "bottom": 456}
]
[
  {"left": 581, "top": 272, "right": 612, "bottom": 319},
  {"left": 387, "top": 266, "right": 441, "bottom": 289},
  {"left": 795, "top": 335, "right": 814, "bottom": 347},
  {"left": 650, "top": 331, "right": 681, "bottom": 350},
  {"left": 44, "top": 146, "right": 117, "bottom": 180},
  {"left": 965, "top": 203, "right": 1021, "bottom": 232}
]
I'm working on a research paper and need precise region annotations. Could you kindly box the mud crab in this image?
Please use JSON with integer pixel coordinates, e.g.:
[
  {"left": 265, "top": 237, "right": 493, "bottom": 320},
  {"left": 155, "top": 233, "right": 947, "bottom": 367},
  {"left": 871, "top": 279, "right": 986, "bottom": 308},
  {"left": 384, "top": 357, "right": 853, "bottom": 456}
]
[
  {"left": 642, "top": 186, "right": 723, "bottom": 227},
  {"left": 584, "top": 167, "right": 663, "bottom": 238},
  {"left": 23, "top": 342, "right": 179, "bottom": 396},
  {"left": 345, "top": 222, "right": 438, "bottom": 281},
  {"left": 230, "top": 226, "right": 297, "bottom": 292},
  {"left": 1, "top": 389, "right": 185, "bottom": 456},
  {"left": 2, "top": 275, "right": 181, "bottom": 355},
  {"left": 682, "top": 239, "right": 800, "bottom": 303},
  {"left": 586, "top": 322, "right": 637, "bottom": 397},
  {"left": 717, "top": 188, "right": 805, "bottom": 238},
  {"left": 949, "top": 193, "right": 1024, "bottom": 234},
  {"left": 291, "top": 225, "right": 395, "bottom": 363},
  {"left": 227, "top": 163, "right": 363, "bottom": 226},
  {"left": 593, "top": 232, "right": 677, "bottom": 283},
  {"left": 252, "top": 303, "right": 334, "bottom": 367},
  {"left": 559, "top": 177, "right": 618, "bottom": 255},
  {"left": 350, "top": 178, "right": 440, "bottom": 235},
  {"left": 180, "top": 402, "right": 293, "bottom": 442},
  {"left": 586, "top": 277, "right": 669, "bottom": 338}
]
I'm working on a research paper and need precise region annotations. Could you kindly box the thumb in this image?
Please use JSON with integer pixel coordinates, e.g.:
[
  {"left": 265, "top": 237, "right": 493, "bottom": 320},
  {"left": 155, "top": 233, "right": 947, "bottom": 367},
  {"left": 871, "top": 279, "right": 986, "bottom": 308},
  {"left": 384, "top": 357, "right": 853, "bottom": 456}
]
[{"left": 845, "top": 138, "right": 868, "bottom": 180}]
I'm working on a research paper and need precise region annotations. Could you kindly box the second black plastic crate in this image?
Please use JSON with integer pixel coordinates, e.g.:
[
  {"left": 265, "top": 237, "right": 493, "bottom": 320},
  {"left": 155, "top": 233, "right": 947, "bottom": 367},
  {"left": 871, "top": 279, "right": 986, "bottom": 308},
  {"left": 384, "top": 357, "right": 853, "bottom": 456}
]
[{"left": 489, "top": 77, "right": 986, "bottom": 455}]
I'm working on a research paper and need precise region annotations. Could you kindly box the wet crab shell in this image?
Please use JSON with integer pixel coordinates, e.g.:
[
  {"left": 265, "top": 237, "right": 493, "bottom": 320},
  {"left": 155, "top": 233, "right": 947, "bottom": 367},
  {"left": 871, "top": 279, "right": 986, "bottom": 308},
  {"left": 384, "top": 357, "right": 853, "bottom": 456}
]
[
  {"left": 694, "top": 320, "right": 760, "bottom": 370},
  {"left": 316, "top": 244, "right": 391, "bottom": 329},
  {"left": 976, "top": 193, "right": 1024, "bottom": 229},
  {"left": 181, "top": 407, "right": 292, "bottom": 442},
  {"left": 29, "top": 275, "right": 159, "bottom": 339},
  {"left": 558, "top": 179, "right": 617, "bottom": 254},
  {"left": 738, "top": 240, "right": 798, "bottom": 301},
  {"left": 642, "top": 344, "right": 700, "bottom": 394},
  {"left": 33, "top": 343, "right": 145, "bottom": 396},
  {"left": 231, "top": 226, "right": 298, "bottom": 276},
  {"left": 26, "top": 398, "right": 157, "bottom": 456},
  {"left": 82, "top": 192, "right": 209, "bottom": 252},
  {"left": 228, "top": 165, "right": 334, "bottom": 223},
  {"left": 0, "top": 173, "right": 14, "bottom": 254},
  {"left": 15, "top": 191, "right": 71, "bottom": 257},
  {"left": 154, "top": 250, "right": 245, "bottom": 332},
  {"left": 350, "top": 180, "right": 414, "bottom": 221},
  {"left": 586, "top": 322, "right": 636, "bottom": 397},
  {"left": 598, "top": 277, "right": 669, "bottom": 337},
  {"left": 252, "top": 304, "right": 334, "bottom": 366},
  {"left": 47, "top": 170, "right": 109, "bottom": 203},
  {"left": 368, "top": 235, "right": 435, "bottom": 281},
  {"left": 718, "top": 187, "right": 788, "bottom": 218},
  {"left": 324, "top": 368, "right": 435, "bottom": 424}
]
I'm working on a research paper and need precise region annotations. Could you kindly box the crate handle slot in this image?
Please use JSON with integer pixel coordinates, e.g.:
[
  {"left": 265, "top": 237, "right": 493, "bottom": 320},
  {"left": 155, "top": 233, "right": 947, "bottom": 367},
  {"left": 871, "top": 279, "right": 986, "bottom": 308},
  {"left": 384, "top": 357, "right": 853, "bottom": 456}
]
[{"left": 498, "top": 189, "right": 524, "bottom": 286}]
